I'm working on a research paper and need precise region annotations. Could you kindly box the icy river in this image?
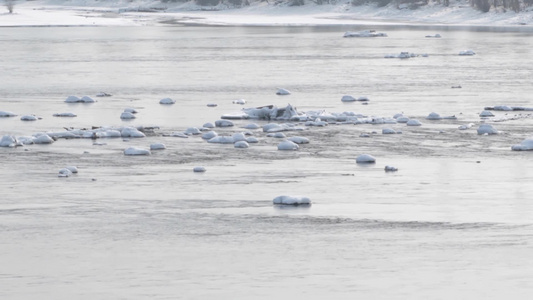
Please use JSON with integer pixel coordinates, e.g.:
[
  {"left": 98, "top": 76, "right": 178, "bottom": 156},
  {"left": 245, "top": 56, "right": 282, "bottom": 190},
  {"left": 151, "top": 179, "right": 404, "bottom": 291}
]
[{"left": 1, "top": 24, "right": 533, "bottom": 299}]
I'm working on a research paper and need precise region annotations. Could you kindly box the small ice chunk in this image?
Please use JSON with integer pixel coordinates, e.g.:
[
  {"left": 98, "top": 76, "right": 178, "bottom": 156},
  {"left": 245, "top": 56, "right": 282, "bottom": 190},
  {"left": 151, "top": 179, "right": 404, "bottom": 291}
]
[
  {"left": 123, "top": 108, "right": 138, "bottom": 114},
  {"left": 267, "top": 132, "right": 286, "bottom": 138},
  {"left": 511, "top": 137, "right": 533, "bottom": 151},
  {"left": 58, "top": 168, "right": 73, "bottom": 177},
  {"left": 288, "top": 136, "right": 309, "bottom": 144},
  {"left": 150, "top": 143, "right": 166, "bottom": 150},
  {"left": 232, "top": 99, "right": 246, "bottom": 105},
  {"left": 215, "top": 120, "right": 234, "bottom": 127},
  {"left": 276, "top": 88, "right": 291, "bottom": 95},
  {"left": 356, "top": 154, "right": 376, "bottom": 163},
  {"left": 21, "top": 115, "right": 38, "bottom": 121},
  {"left": 385, "top": 165, "right": 398, "bottom": 172},
  {"left": 426, "top": 112, "right": 442, "bottom": 120},
  {"left": 53, "top": 112, "right": 77, "bottom": 117},
  {"left": 382, "top": 128, "right": 396, "bottom": 134},
  {"left": 0, "top": 111, "right": 17, "bottom": 117},
  {"left": 203, "top": 122, "right": 215, "bottom": 129},
  {"left": 207, "top": 103, "right": 218, "bottom": 107},
  {"left": 33, "top": 134, "right": 54, "bottom": 144},
  {"left": 243, "top": 123, "right": 260, "bottom": 130},
  {"left": 234, "top": 141, "right": 249, "bottom": 148},
  {"left": 184, "top": 127, "right": 201, "bottom": 135},
  {"left": 202, "top": 131, "right": 218, "bottom": 140},
  {"left": 273, "top": 195, "right": 311, "bottom": 205},
  {"left": 232, "top": 132, "right": 247, "bottom": 142},
  {"left": 406, "top": 119, "right": 422, "bottom": 126},
  {"left": 459, "top": 50, "right": 476, "bottom": 56},
  {"left": 208, "top": 136, "right": 234, "bottom": 144},
  {"left": 159, "top": 97, "right": 175, "bottom": 104},
  {"left": 120, "top": 112, "right": 136, "bottom": 119},
  {"left": 193, "top": 166, "right": 206, "bottom": 173},
  {"left": 277, "top": 140, "right": 299, "bottom": 151},
  {"left": 124, "top": 147, "right": 151, "bottom": 155},
  {"left": 458, "top": 123, "right": 474, "bottom": 130},
  {"left": 479, "top": 110, "right": 495, "bottom": 117},
  {"left": 341, "top": 95, "right": 356, "bottom": 102},
  {"left": 477, "top": 124, "right": 498, "bottom": 135}
]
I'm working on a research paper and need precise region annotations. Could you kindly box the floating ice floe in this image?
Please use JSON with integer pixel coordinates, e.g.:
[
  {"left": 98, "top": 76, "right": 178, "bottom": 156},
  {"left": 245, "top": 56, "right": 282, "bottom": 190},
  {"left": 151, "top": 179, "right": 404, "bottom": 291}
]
[
  {"left": 202, "top": 131, "right": 218, "bottom": 140},
  {"left": 458, "top": 123, "right": 475, "bottom": 130},
  {"left": 215, "top": 120, "right": 234, "bottom": 127},
  {"left": 184, "top": 127, "right": 202, "bottom": 135},
  {"left": 277, "top": 140, "right": 299, "bottom": 151},
  {"left": 425, "top": 34, "right": 441, "bottom": 38},
  {"left": 267, "top": 132, "right": 286, "bottom": 138},
  {"left": 20, "top": 115, "right": 39, "bottom": 121},
  {"left": 273, "top": 195, "right": 311, "bottom": 205},
  {"left": 243, "top": 123, "right": 260, "bottom": 130},
  {"left": 425, "top": 112, "right": 457, "bottom": 120},
  {"left": 120, "top": 112, "right": 136, "bottom": 119},
  {"left": 247, "top": 136, "right": 259, "bottom": 143},
  {"left": 53, "top": 112, "right": 77, "bottom": 117},
  {"left": 121, "top": 127, "right": 146, "bottom": 138},
  {"left": 123, "top": 108, "right": 138, "bottom": 114},
  {"left": 511, "top": 137, "right": 533, "bottom": 151},
  {"left": 96, "top": 92, "right": 112, "bottom": 97},
  {"left": 288, "top": 136, "right": 309, "bottom": 144},
  {"left": 276, "top": 88, "right": 291, "bottom": 95},
  {"left": 385, "top": 165, "right": 398, "bottom": 172},
  {"left": 341, "top": 95, "right": 356, "bottom": 102},
  {"left": 484, "top": 105, "right": 533, "bottom": 111},
  {"left": 343, "top": 30, "right": 387, "bottom": 38},
  {"left": 58, "top": 168, "right": 73, "bottom": 177},
  {"left": 208, "top": 136, "right": 235, "bottom": 144},
  {"left": 477, "top": 124, "right": 498, "bottom": 135},
  {"left": 406, "top": 119, "right": 422, "bottom": 126},
  {"left": 203, "top": 122, "right": 215, "bottom": 129},
  {"left": 459, "top": 50, "right": 476, "bottom": 56},
  {"left": 159, "top": 97, "right": 175, "bottom": 105},
  {"left": 0, "top": 111, "right": 17, "bottom": 117},
  {"left": 234, "top": 141, "right": 249, "bottom": 148},
  {"left": 232, "top": 99, "right": 246, "bottom": 105},
  {"left": 382, "top": 128, "right": 397, "bottom": 134},
  {"left": 33, "top": 133, "right": 54, "bottom": 144},
  {"left": 479, "top": 110, "right": 495, "bottom": 117},
  {"left": 0, "top": 135, "right": 21, "bottom": 147},
  {"left": 193, "top": 166, "right": 206, "bottom": 172},
  {"left": 150, "top": 143, "right": 166, "bottom": 150},
  {"left": 66, "top": 166, "right": 78, "bottom": 173},
  {"left": 65, "top": 95, "right": 96, "bottom": 103},
  {"left": 124, "top": 147, "right": 151, "bottom": 155},
  {"left": 232, "top": 132, "right": 247, "bottom": 142},
  {"left": 356, "top": 154, "right": 376, "bottom": 163},
  {"left": 396, "top": 116, "right": 410, "bottom": 123}
]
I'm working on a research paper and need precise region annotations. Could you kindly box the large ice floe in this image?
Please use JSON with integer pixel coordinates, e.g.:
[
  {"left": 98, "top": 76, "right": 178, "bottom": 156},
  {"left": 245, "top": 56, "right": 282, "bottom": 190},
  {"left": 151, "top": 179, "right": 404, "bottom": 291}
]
[
  {"left": 343, "top": 30, "right": 387, "bottom": 38},
  {"left": 511, "top": 137, "right": 533, "bottom": 151},
  {"left": 273, "top": 195, "right": 311, "bottom": 205}
]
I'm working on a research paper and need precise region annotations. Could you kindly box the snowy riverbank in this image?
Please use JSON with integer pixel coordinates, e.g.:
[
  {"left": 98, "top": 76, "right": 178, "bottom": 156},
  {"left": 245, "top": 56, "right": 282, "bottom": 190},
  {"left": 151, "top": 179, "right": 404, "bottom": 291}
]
[{"left": 0, "top": 0, "right": 532, "bottom": 27}]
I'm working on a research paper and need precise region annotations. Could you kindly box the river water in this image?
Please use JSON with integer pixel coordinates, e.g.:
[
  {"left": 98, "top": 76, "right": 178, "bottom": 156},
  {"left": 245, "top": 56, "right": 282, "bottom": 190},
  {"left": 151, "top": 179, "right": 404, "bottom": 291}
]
[{"left": 1, "top": 24, "right": 533, "bottom": 299}]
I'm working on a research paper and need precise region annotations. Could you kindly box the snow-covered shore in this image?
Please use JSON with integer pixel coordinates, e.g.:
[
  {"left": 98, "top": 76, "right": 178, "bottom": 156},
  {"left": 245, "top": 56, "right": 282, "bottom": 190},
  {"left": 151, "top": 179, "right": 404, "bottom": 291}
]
[{"left": 0, "top": 0, "right": 532, "bottom": 27}]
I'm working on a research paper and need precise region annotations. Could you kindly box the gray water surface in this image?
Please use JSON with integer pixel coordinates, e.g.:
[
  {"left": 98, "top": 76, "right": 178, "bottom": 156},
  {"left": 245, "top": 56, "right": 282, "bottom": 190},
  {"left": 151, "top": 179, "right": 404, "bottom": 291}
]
[{"left": 1, "top": 25, "right": 533, "bottom": 299}]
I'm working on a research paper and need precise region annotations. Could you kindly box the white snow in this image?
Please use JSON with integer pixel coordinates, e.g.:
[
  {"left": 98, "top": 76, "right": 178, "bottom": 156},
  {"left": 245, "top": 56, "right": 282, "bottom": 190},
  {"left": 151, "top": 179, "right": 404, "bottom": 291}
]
[
  {"left": 273, "top": 195, "right": 311, "bottom": 205},
  {"left": 1, "top": 1, "right": 531, "bottom": 28}
]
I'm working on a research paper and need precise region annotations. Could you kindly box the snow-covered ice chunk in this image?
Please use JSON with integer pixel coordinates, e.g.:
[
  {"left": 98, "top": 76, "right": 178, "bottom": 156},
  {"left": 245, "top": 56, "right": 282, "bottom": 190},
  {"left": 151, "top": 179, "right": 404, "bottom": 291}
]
[
  {"left": 479, "top": 110, "right": 495, "bottom": 117},
  {"left": 124, "top": 147, "right": 151, "bottom": 155},
  {"left": 21, "top": 115, "right": 38, "bottom": 121},
  {"left": 120, "top": 112, "right": 136, "bottom": 119},
  {"left": 341, "top": 95, "right": 356, "bottom": 102},
  {"left": 385, "top": 165, "right": 398, "bottom": 172},
  {"left": 202, "top": 131, "right": 218, "bottom": 140},
  {"left": 382, "top": 128, "right": 396, "bottom": 134},
  {"left": 459, "top": 50, "right": 476, "bottom": 56},
  {"left": 203, "top": 122, "right": 215, "bottom": 129},
  {"left": 246, "top": 137, "right": 259, "bottom": 143},
  {"left": 243, "top": 123, "right": 260, "bottom": 130},
  {"left": 0, "top": 135, "right": 20, "bottom": 147},
  {"left": 215, "top": 120, "right": 234, "bottom": 127},
  {"left": 33, "top": 133, "right": 54, "bottom": 144},
  {"left": 234, "top": 141, "right": 249, "bottom": 148},
  {"left": 232, "top": 99, "right": 246, "bottom": 105},
  {"left": 0, "top": 111, "right": 17, "bottom": 117},
  {"left": 159, "top": 97, "right": 175, "bottom": 104},
  {"left": 277, "top": 140, "right": 299, "bottom": 150},
  {"left": 276, "top": 88, "right": 291, "bottom": 95},
  {"left": 343, "top": 30, "right": 387, "bottom": 38},
  {"left": 288, "top": 136, "right": 309, "bottom": 144},
  {"left": 80, "top": 96, "right": 95, "bottom": 103},
  {"left": 477, "top": 124, "right": 498, "bottom": 135},
  {"left": 208, "top": 136, "right": 234, "bottom": 144},
  {"left": 150, "top": 143, "right": 166, "bottom": 150},
  {"left": 58, "top": 168, "right": 73, "bottom": 177},
  {"left": 232, "top": 132, "right": 247, "bottom": 142},
  {"left": 121, "top": 127, "right": 146, "bottom": 138},
  {"left": 193, "top": 166, "right": 206, "bottom": 173},
  {"left": 184, "top": 127, "right": 201, "bottom": 135},
  {"left": 406, "top": 119, "right": 422, "bottom": 126},
  {"left": 53, "top": 112, "right": 77, "bottom": 117},
  {"left": 356, "top": 154, "right": 376, "bottom": 163},
  {"left": 426, "top": 112, "right": 442, "bottom": 120},
  {"left": 65, "top": 166, "right": 78, "bottom": 173},
  {"left": 511, "top": 137, "right": 533, "bottom": 151},
  {"left": 273, "top": 195, "right": 311, "bottom": 205}
]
